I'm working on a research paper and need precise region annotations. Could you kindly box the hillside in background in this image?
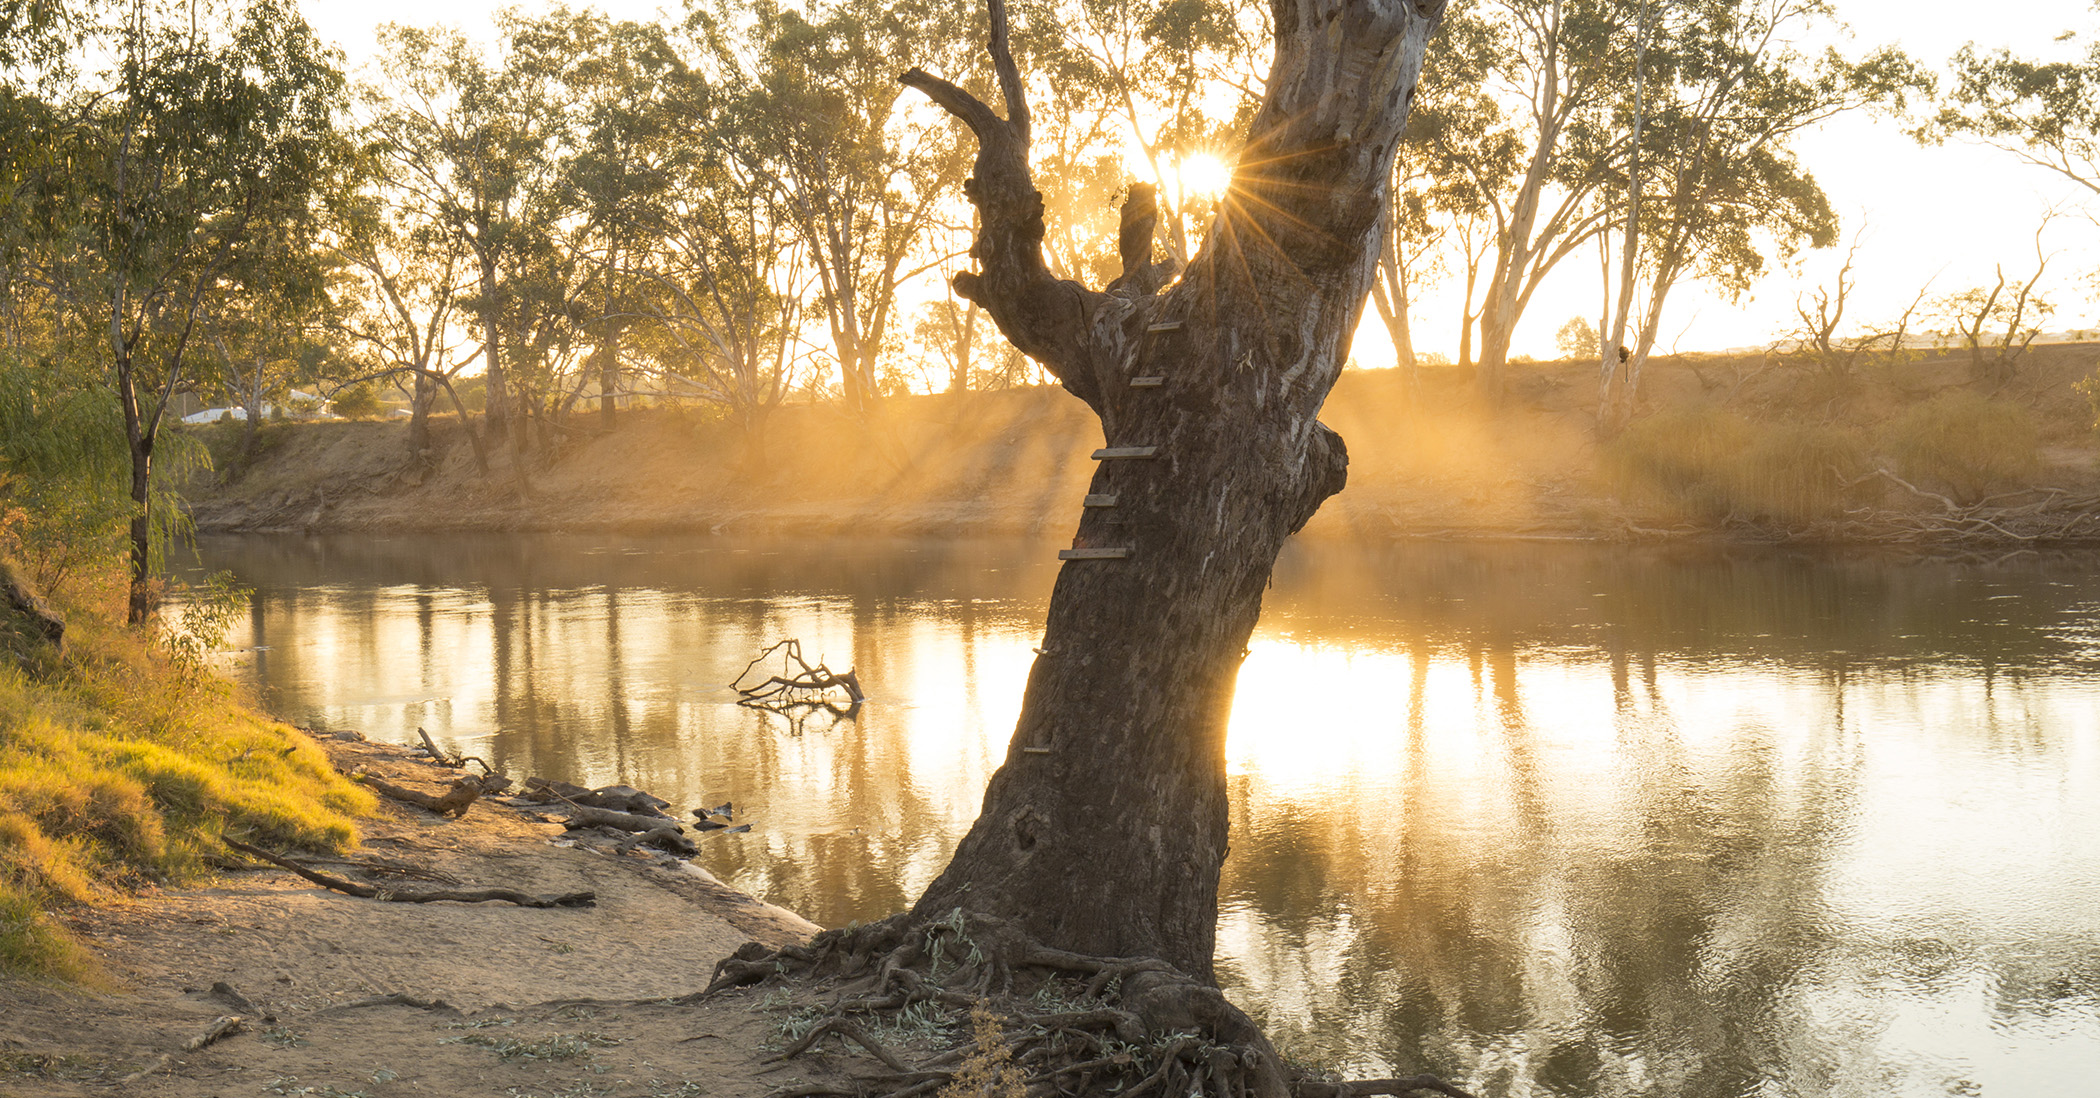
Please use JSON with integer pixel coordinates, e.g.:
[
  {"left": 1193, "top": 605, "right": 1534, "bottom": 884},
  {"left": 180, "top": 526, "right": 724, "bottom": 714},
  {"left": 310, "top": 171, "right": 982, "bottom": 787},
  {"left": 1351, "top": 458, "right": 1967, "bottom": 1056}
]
[{"left": 186, "top": 346, "right": 2100, "bottom": 545}]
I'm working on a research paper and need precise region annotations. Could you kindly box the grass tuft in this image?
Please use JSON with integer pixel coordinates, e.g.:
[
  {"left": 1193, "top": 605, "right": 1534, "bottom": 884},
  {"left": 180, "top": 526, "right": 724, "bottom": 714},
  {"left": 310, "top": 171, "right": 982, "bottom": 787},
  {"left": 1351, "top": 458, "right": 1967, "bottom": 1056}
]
[{"left": 1602, "top": 407, "right": 1866, "bottom": 524}]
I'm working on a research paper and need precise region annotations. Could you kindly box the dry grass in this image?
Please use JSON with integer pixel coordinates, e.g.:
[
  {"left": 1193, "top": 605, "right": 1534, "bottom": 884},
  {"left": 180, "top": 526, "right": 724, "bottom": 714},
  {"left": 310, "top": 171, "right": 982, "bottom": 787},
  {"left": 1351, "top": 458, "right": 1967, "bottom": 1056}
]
[
  {"left": 1601, "top": 407, "right": 1867, "bottom": 525},
  {"left": 1879, "top": 390, "right": 2042, "bottom": 502}
]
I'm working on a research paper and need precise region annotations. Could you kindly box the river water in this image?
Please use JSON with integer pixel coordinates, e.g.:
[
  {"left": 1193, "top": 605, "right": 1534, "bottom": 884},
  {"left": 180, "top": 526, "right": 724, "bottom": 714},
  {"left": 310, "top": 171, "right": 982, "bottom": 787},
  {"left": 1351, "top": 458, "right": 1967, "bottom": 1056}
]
[{"left": 183, "top": 533, "right": 2100, "bottom": 1097}]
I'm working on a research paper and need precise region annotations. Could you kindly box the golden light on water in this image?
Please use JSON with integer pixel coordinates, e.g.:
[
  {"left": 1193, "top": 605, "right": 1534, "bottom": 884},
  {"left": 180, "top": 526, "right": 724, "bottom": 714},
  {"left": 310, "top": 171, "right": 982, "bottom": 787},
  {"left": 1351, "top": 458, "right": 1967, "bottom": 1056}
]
[{"left": 192, "top": 536, "right": 2100, "bottom": 1095}]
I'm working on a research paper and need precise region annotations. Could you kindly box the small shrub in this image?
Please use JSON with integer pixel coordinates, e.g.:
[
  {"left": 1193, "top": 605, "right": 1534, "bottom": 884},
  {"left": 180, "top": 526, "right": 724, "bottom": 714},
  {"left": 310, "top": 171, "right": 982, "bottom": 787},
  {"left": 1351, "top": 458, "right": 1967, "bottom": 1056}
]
[
  {"left": 2074, "top": 366, "right": 2100, "bottom": 433},
  {"left": 936, "top": 1003, "right": 1025, "bottom": 1098},
  {"left": 1880, "top": 390, "right": 2040, "bottom": 502},
  {"left": 329, "top": 383, "right": 382, "bottom": 420}
]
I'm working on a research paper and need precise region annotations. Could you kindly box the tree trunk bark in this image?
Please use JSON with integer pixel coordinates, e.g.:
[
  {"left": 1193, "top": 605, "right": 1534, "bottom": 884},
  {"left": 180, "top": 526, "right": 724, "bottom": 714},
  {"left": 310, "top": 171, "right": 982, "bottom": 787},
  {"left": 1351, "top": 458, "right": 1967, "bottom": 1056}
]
[
  {"left": 476, "top": 249, "right": 509, "bottom": 440},
  {"left": 118, "top": 356, "right": 155, "bottom": 625},
  {"left": 901, "top": 0, "right": 1445, "bottom": 983}
]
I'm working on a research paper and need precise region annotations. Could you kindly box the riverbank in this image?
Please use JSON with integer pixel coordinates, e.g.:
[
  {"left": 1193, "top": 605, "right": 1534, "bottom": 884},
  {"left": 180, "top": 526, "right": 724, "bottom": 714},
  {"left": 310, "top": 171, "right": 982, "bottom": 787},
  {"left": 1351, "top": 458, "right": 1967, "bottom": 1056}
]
[
  {"left": 186, "top": 348, "right": 2100, "bottom": 546},
  {"left": 0, "top": 729, "right": 836, "bottom": 1098}
]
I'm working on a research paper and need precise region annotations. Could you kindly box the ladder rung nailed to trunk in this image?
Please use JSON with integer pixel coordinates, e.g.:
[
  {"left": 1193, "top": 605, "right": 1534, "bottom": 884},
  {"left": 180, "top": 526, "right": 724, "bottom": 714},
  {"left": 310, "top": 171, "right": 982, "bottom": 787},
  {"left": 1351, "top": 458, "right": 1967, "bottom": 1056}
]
[
  {"left": 1058, "top": 547, "right": 1132, "bottom": 560},
  {"left": 1129, "top": 376, "right": 1165, "bottom": 388},
  {"left": 1092, "top": 446, "right": 1159, "bottom": 460},
  {"left": 1147, "top": 321, "right": 1183, "bottom": 333}
]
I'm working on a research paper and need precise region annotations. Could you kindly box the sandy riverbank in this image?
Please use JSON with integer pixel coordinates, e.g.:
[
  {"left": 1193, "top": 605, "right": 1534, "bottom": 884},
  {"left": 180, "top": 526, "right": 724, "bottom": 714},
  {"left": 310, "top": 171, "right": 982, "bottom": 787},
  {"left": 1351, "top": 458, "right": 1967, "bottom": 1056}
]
[{"left": 0, "top": 730, "right": 846, "bottom": 1098}]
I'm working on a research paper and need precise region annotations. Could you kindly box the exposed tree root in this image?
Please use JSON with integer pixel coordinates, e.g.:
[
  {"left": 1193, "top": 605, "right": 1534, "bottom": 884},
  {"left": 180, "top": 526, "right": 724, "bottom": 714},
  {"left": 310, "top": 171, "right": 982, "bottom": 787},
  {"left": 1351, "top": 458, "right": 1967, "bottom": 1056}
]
[
  {"left": 698, "top": 910, "right": 1475, "bottom": 1098},
  {"left": 223, "top": 837, "right": 595, "bottom": 907}
]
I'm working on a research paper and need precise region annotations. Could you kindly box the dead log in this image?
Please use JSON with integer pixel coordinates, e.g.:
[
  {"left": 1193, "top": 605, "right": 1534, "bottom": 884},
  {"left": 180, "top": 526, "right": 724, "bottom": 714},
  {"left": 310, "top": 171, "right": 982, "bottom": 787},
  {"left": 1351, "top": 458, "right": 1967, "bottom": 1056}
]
[
  {"left": 615, "top": 825, "right": 699, "bottom": 857},
  {"left": 352, "top": 769, "right": 489, "bottom": 818},
  {"left": 184, "top": 1015, "right": 245, "bottom": 1051},
  {"left": 223, "top": 837, "right": 594, "bottom": 908},
  {"left": 562, "top": 805, "right": 687, "bottom": 835},
  {"left": 519, "top": 777, "right": 671, "bottom": 816}
]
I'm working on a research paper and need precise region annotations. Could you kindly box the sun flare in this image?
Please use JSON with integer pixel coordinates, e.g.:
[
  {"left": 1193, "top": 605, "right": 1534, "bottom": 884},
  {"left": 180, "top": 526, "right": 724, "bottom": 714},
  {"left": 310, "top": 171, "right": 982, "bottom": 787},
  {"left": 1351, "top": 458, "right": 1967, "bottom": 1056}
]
[{"left": 1172, "top": 151, "right": 1233, "bottom": 200}]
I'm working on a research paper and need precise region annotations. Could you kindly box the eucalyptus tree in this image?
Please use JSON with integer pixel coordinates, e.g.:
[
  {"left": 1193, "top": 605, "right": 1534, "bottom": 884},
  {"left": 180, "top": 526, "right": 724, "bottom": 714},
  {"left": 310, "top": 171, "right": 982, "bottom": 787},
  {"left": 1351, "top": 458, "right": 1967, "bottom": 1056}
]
[
  {"left": 1595, "top": 0, "right": 1922, "bottom": 427},
  {"left": 895, "top": 0, "right": 1447, "bottom": 983},
  {"left": 367, "top": 22, "right": 560, "bottom": 444},
  {"left": 1436, "top": 0, "right": 1640, "bottom": 397},
  {"left": 692, "top": 0, "right": 978, "bottom": 417},
  {"left": 511, "top": 10, "right": 692, "bottom": 432},
  {"left": 329, "top": 170, "right": 488, "bottom": 469},
  {"left": 12, "top": 0, "right": 346, "bottom": 622},
  {"left": 637, "top": 111, "right": 817, "bottom": 468},
  {"left": 202, "top": 216, "right": 345, "bottom": 472},
  {"left": 1936, "top": 17, "right": 2100, "bottom": 196}
]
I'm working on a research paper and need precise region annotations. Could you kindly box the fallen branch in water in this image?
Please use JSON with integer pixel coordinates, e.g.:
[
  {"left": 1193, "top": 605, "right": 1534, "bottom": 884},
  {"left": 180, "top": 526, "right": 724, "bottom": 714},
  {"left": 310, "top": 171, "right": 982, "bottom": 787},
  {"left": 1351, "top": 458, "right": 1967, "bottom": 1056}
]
[
  {"left": 733, "top": 639, "right": 865, "bottom": 704},
  {"left": 223, "top": 837, "right": 594, "bottom": 908},
  {"left": 416, "top": 726, "right": 496, "bottom": 774}
]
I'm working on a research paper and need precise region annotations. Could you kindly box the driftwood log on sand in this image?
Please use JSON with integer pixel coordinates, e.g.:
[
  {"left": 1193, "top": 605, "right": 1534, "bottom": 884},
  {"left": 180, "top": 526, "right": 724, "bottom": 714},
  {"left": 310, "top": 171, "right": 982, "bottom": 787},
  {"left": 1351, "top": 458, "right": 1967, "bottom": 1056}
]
[
  {"left": 352, "top": 769, "right": 506, "bottom": 818},
  {"left": 519, "top": 777, "right": 672, "bottom": 816},
  {"left": 223, "top": 837, "right": 595, "bottom": 908}
]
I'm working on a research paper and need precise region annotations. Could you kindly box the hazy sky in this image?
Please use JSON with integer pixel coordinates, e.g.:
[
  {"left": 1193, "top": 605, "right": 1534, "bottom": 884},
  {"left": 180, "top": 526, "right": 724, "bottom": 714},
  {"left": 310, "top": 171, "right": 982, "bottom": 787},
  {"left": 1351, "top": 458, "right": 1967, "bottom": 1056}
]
[{"left": 303, "top": 0, "right": 2100, "bottom": 362}]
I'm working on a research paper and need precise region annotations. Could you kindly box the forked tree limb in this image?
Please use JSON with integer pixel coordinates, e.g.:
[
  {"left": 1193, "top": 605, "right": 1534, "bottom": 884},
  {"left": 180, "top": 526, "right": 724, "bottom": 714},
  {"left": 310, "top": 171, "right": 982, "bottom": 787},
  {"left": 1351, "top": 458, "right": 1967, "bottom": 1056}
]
[
  {"left": 417, "top": 726, "right": 496, "bottom": 774},
  {"left": 352, "top": 768, "right": 491, "bottom": 818},
  {"left": 223, "top": 837, "right": 595, "bottom": 908}
]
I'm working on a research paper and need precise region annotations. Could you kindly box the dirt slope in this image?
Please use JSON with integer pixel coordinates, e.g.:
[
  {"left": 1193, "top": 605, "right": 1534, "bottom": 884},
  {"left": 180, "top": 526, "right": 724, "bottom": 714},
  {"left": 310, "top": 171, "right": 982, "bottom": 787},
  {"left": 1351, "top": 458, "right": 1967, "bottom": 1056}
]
[{"left": 186, "top": 348, "right": 2100, "bottom": 544}]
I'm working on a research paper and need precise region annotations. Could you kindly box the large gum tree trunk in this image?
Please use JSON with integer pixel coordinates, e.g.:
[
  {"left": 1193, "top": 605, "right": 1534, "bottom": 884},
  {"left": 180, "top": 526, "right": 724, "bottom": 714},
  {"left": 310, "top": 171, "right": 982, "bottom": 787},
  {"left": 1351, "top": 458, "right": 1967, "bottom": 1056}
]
[{"left": 902, "top": 0, "right": 1446, "bottom": 982}]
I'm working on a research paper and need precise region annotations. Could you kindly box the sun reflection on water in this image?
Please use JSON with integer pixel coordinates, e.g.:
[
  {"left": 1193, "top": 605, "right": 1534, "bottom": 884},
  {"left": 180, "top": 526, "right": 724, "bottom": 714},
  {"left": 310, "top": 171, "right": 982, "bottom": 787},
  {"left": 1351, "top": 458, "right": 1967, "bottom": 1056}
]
[{"left": 189, "top": 535, "right": 2100, "bottom": 1098}]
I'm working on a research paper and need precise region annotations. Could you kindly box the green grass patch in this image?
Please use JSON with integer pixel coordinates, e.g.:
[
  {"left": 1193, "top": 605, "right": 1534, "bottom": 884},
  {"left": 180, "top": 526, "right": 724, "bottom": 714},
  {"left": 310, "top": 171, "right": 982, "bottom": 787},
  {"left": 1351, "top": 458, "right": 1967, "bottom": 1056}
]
[{"left": 0, "top": 566, "right": 376, "bottom": 982}]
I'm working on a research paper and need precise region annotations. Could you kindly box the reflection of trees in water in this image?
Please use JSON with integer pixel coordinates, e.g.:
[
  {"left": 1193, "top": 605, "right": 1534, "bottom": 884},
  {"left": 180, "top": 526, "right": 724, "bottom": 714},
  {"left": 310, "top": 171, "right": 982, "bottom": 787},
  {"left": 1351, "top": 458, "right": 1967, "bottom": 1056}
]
[
  {"left": 1221, "top": 630, "right": 1862, "bottom": 1097},
  {"left": 205, "top": 534, "right": 2100, "bottom": 1093}
]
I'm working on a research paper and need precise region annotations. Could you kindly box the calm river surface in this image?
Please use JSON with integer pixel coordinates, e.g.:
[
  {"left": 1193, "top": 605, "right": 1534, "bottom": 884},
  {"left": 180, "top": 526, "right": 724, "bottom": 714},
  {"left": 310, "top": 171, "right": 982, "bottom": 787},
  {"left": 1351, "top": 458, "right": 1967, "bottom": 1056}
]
[{"left": 183, "top": 534, "right": 2100, "bottom": 1097}]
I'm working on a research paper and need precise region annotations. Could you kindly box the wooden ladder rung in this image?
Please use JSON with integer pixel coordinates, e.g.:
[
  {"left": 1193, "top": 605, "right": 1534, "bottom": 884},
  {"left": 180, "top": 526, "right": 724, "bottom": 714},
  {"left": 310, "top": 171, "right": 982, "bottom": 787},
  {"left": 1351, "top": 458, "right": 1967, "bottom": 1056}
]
[
  {"left": 1092, "top": 446, "right": 1159, "bottom": 460},
  {"left": 1083, "top": 494, "right": 1119, "bottom": 507},
  {"left": 1058, "top": 547, "right": 1132, "bottom": 560},
  {"left": 1129, "top": 376, "right": 1164, "bottom": 388},
  {"left": 1147, "top": 321, "right": 1183, "bottom": 333},
  {"left": 1020, "top": 746, "right": 1052, "bottom": 755}
]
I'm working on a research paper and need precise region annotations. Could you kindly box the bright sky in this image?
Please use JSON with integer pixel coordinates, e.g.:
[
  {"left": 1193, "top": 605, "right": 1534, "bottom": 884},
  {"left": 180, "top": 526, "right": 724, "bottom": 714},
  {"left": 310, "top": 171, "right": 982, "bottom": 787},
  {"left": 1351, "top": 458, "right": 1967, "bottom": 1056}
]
[{"left": 304, "top": 0, "right": 2100, "bottom": 362}]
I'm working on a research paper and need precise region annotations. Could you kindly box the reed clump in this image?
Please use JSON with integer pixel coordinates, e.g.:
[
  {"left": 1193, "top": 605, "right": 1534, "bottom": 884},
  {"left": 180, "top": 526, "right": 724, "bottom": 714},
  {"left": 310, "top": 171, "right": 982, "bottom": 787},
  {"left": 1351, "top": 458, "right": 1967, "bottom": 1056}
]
[
  {"left": 1602, "top": 407, "right": 1866, "bottom": 524},
  {"left": 1879, "top": 390, "right": 2041, "bottom": 502}
]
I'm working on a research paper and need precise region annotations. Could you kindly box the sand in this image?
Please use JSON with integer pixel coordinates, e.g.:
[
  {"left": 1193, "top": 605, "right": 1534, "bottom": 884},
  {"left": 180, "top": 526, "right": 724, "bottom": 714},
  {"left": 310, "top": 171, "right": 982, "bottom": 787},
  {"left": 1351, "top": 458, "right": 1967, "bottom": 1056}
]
[{"left": 0, "top": 733, "right": 860, "bottom": 1098}]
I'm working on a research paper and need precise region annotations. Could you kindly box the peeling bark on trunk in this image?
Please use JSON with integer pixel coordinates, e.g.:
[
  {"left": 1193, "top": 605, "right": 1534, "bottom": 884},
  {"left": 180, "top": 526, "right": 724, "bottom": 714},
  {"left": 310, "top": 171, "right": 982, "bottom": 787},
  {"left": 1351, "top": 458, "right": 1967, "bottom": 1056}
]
[{"left": 901, "top": 0, "right": 1445, "bottom": 982}]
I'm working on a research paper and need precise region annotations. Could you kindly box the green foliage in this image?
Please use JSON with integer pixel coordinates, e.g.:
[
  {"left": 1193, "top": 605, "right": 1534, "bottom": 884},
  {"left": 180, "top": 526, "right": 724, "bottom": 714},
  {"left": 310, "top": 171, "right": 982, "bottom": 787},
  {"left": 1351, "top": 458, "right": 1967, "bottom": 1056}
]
[
  {"left": 1880, "top": 391, "right": 2040, "bottom": 502},
  {"left": 1604, "top": 407, "right": 1866, "bottom": 524},
  {"left": 329, "top": 383, "right": 383, "bottom": 420},
  {"left": 1934, "top": 31, "right": 2100, "bottom": 191},
  {"left": 0, "top": 351, "right": 128, "bottom": 596}
]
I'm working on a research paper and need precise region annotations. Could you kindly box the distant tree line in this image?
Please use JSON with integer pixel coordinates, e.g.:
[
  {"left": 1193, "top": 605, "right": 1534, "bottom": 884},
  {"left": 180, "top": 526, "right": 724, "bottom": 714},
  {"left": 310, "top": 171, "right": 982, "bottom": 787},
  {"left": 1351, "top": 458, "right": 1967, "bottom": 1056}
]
[{"left": 3, "top": 0, "right": 2098, "bottom": 617}]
